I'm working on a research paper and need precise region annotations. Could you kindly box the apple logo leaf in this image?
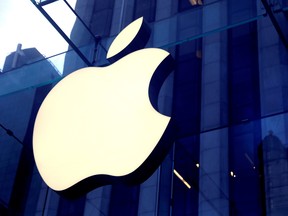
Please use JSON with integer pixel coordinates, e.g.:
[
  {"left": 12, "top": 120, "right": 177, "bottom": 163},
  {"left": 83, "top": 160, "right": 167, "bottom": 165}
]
[
  {"left": 106, "top": 17, "right": 151, "bottom": 63},
  {"left": 106, "top": 17, "right": 174, "bottom": 114},
  {"left": 33, "top": 17, "right": 176, "bottom": 199}
]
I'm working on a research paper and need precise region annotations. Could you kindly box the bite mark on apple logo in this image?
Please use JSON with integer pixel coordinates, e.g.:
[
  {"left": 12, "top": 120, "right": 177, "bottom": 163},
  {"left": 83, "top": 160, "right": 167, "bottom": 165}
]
[{"left": 33, "top": 17, "right": 176, "bottom": 198}]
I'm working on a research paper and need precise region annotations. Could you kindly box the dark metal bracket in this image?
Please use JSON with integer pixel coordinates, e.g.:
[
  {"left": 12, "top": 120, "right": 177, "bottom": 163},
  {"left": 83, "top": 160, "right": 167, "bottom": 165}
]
[
  {"left": 31, "top": 0, "right": 100, "bottom": 66},
  {"left": 261, "top": 0, "right": 288, "bottom": 48}
]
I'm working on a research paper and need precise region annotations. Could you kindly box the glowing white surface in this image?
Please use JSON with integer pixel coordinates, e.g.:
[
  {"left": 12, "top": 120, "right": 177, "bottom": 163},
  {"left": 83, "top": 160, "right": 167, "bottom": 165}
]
[
  {"left": 106, "top": 17, "right": 143, "bottom": 59},
  {"left": 33, "top": 48, "right": 171, "bottom": 191}
]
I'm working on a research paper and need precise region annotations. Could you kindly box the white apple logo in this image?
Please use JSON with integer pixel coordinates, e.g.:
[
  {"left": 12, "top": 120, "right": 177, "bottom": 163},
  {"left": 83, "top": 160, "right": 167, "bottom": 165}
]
[{"left": 33, "top": 17, "right": 175, "bottom": 198}]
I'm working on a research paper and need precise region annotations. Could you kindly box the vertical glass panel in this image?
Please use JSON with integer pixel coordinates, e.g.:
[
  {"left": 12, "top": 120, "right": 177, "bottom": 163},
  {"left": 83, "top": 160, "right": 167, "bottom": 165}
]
[
  {"left": 134, "top": 0, "right": 156, "bottom": 22},
  {"left": 228, "top": 21, "right": 260, "bottom": 124},
  {"left": 229, "top": 122, "right": 263, "bottom": 215},
  {"left": 108, "top": 185, "right": 140, "bottom": 216},
  {"left": 171, "top": 40, "right": 201, "bottom": 215},
  {"left": 173, "top": 41, "right": 202, "bottom": 136},
  {"left": 172, "top": 136, "right": 199, "bottom": 216}
]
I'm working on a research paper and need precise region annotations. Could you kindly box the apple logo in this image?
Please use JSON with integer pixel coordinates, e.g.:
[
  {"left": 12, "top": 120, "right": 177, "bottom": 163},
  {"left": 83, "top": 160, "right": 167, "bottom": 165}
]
[{"left": 33, "top": 17, "right": 176, "bottom": 198}]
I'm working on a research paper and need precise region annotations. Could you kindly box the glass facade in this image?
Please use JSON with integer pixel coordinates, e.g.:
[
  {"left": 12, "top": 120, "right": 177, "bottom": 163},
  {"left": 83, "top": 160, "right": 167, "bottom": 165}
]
[{"left": 1, "top": 0, "right": 288, "bottom": 215}]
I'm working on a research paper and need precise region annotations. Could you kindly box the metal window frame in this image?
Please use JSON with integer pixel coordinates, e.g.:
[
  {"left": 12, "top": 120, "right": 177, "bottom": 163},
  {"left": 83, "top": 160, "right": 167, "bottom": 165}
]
[
  {"left": 261, "top": 0, "right": 288, "bottom": 48},
  {"left": 31, "top": 0, "right": 100, "bottom": 66}
]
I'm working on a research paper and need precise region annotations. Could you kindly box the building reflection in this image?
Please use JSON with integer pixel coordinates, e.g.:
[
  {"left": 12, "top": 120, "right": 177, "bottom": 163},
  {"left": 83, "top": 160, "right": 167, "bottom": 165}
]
[{"left": 260, "top": 131, "right": 288, "bottom": 215}]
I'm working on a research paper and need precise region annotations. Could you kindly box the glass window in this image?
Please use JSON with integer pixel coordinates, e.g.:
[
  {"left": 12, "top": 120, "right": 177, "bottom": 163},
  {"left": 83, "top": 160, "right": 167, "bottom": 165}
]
[
  {"left": 228, "top": 21, "right": 260, "bottom": 124},
  {"left": 171, "top": 41, "right": 202, "bottom": 215},
  {"left": 108, "top": 185, "right": 139, "bottom": 215},
  {"left": 228, "top": 21, "right": 263, "bottom": 215}
]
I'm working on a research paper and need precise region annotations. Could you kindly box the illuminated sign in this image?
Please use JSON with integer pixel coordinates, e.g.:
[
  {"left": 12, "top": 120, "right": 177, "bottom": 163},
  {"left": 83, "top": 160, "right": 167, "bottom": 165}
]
[{"left": 33, "top": 17, "right": 175, "bottom": 198}]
